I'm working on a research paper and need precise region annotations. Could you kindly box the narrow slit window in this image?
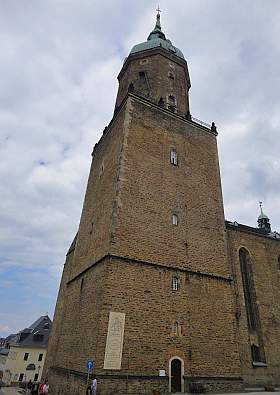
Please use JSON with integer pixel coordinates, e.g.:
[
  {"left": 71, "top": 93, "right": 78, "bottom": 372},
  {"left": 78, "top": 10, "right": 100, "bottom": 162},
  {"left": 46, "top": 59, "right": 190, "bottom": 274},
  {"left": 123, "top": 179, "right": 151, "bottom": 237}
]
[
  {"left": 172, "top": 321, "right": 180, "bottom": 336},
  {"left": 170, "top": 149, "right": 178, "bottom": 166},
  {"left": 278, "top": 256, "right": 280, "bottom": 271},
  {"left": 158, "top": 97, "right": 164, "bottom": 107},
  {"left": 172, "top": 214, "right": 178, "bottom": 226},
  {"left": 80, "top": 278, "right": 84, "bottom": 293},
  {"left": 99, "top": 162, "right": 104, "bottom": 177},
  {"left": 171, "top": 276, "right": 179, "bottom": 291},
  {"left": 168, "top": 95, "right": 175, "bottom": 104},
  {"left": 168, "top": 95, "right": 176, "bottom": 112}
]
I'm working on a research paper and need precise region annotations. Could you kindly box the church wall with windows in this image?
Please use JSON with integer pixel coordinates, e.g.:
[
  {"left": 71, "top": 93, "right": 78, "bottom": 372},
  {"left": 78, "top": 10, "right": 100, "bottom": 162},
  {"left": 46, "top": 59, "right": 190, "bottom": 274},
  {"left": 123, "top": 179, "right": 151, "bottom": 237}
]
[{"left": 226, "top": 224, "right": 280, "bottom": 386}]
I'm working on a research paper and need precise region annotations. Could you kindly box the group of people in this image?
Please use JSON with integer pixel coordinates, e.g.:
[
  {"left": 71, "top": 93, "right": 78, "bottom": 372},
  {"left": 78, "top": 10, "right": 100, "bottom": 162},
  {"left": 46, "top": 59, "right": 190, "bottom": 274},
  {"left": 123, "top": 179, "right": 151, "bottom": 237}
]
[
  {"left": 26, "top": 379, "right": 49, "bottom": 394},
  {"left": 26, "top": 376, "right": 96, "bottom": 394},
  {"left": 86, "top": 378, "right": 97, "bottom": 395}
]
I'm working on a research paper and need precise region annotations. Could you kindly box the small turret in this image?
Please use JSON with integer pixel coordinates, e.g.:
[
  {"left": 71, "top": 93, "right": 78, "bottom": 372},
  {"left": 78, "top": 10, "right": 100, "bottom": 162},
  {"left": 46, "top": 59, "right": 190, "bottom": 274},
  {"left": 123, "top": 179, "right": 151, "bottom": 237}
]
[{"left": 257, "top": 201, "right": 271, "bottom": 233}]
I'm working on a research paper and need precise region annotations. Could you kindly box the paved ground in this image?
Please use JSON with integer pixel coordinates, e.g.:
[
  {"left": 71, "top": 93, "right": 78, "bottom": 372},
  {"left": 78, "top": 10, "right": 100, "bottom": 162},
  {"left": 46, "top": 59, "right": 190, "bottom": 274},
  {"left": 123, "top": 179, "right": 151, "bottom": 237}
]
[
  {"left": 0, "top": 388, "right": 21, "bottom": 395},
  {"left": 0, "top": 389, "right": 279, "bottom": 395}
]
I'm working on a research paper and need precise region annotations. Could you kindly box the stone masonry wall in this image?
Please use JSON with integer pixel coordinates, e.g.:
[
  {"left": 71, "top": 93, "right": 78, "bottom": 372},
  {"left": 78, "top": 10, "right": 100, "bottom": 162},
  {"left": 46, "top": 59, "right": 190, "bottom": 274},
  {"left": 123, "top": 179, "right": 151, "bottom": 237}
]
[
  {"left": 115, "top": 50, "right": 190, "bottom": 117},
  {"left": 44, "top": 252, "right": 73, "bottom": 378},
  {"left": 70, "top": 102, "right": 128, "bottom": 280},
  {"left": 46, "top": 256, "right": 241, "bottom": 395},
  {"left": 111, "top": 96, "right": 229, "bottom": 278},
  {"left": 226, "top": 227, "right": 280, "bottom": 387}
]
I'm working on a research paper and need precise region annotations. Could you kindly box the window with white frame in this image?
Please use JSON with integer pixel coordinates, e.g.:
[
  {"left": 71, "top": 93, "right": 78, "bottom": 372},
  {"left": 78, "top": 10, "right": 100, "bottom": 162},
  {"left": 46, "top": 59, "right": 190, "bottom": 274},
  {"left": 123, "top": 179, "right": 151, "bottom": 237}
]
[
  {"left": 170, "top": 149, "right": 178, "bottom": 166},
  {"left": 172, "top": 214, "right": 178, "bottom": 226},
  {"left": 171, "top": 276, "right": 179, "bottom": 291},
  {"left": 172, "top": 321, "right": 179, "bottom": 336}
]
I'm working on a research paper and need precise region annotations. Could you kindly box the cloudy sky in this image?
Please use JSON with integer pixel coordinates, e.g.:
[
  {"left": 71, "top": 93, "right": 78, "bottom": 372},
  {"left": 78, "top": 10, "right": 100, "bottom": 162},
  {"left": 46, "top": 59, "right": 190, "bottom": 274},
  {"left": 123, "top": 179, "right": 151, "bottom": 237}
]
[{"left": 1, "top": 0, "right": 280, "bottom": 337}]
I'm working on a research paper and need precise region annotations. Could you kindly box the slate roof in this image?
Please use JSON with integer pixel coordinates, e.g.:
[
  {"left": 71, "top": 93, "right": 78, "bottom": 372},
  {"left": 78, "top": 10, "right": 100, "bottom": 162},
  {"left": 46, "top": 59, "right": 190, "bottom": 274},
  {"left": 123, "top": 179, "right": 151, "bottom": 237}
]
[
  {"left": 9, "top": 315, "right": 52, "bottom": 349},
  {"left": 4, "top": 334, "right": 17, "bottom": 343},
  {"left": 0, "top": 347, "right": 9, "bottom": 356},
  {"left": 225, "top": 220, "right": 280, "bottom": 240}
]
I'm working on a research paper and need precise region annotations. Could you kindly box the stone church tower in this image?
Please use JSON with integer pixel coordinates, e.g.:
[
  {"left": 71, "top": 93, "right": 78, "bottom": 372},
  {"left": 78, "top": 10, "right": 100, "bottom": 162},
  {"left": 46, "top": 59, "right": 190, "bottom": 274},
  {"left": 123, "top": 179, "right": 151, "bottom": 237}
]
[{"left": 45, "top": 12, "right": 280, "bottom": 395}]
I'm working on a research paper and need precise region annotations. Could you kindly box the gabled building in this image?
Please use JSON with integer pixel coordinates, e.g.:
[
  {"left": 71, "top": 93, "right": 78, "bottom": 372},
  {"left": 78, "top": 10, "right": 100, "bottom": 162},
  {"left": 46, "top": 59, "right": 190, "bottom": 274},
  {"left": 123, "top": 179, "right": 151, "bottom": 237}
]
[
  {"left": 45, "top": 12, "right": 280, "bottom": 395},
  {"left": 0, "top": 315, "right": 52, "bottom": 385}
]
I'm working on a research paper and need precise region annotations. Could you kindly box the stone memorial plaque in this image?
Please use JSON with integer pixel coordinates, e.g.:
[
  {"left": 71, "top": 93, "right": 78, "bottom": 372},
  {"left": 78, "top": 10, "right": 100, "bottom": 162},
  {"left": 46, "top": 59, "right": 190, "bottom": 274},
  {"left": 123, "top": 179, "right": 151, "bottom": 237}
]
[{"left": 103, "top": 311, "right": 125, "bottom": 370}]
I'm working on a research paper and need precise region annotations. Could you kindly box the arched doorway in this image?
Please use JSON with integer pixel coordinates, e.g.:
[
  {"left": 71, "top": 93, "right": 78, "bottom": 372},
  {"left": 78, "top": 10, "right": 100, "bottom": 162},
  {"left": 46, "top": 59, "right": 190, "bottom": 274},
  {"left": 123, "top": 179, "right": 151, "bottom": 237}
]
[{"left": 170, "top": 357, "right": 183, "bottom": 393}]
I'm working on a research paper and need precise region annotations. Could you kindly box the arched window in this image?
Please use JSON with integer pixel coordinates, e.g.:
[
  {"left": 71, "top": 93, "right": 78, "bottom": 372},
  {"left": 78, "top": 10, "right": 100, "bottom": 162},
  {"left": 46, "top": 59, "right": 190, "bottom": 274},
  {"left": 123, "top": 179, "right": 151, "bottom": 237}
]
[
  {"left": 158, "top": 97, "right": 164, "bottom": 107},
  {"left": 171, "top": 276, "right": 179, "bottom": 291},
  {"left": 168, "top": 95, "right": 176, "bottom": 112},
  {"left": 239, "top": 248, "right": 257, "bottom": 330},
  {"left": 172, "top": 214, "right": 178, "bottom": 226},
  {"left": 128, "top": 82, "right": 134, "bottom": 92},
  {"left": 26, "top": 363, "right": 36, "bottom": 371},
  {"left": 172, "top": 322, "right": 180, "bottom": 336},
  {"left": 170, "top": 149, "right": 178, "bottom": 166},
  {"left": 239, "top": 248, "right": 267, "bottom": 365}
]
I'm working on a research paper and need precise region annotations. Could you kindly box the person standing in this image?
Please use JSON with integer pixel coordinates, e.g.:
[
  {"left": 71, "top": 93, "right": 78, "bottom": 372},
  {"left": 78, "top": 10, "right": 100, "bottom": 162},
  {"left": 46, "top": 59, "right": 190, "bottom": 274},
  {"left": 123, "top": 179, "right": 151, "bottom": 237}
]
[
  {"left": 43, "top": 380, "right": 49, "bottom": 394},
  {"left": 27, "top": 380, "right": 33, "bottom": 394},
  {"left": 91, "top": 378, "right": 97, "bottom": 395},
  {"left": 31, "top": 382, "right": 39, "bottom": 395}
]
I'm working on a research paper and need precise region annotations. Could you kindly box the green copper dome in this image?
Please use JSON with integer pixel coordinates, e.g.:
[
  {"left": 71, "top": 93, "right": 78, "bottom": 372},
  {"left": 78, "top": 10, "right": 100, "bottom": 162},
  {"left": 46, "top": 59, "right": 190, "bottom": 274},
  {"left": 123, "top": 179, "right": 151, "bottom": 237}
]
[
  {"left": 130, "top": 12, "right": 185, "bottom": 60},
  {"left": 258, "top": 202, "right": 269, "bottom": 220},
  {"left": 258, "top": 212, "right": 269, "bottom": 220}
]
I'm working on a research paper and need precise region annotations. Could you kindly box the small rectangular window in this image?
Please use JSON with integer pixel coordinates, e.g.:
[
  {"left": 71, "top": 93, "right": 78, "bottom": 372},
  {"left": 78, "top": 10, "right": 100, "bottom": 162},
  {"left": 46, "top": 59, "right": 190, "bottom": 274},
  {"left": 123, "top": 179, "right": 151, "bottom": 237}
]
[
  {"left": 171, "top": 276, "right": 179, "bottom": 291},
  {"left": 19, "top": 373, "right": 24, "bottom": 382},
  {"left": 24, "top": 352, "right": 29, "bottom": 361},
  {"left": 34, "top": 373, "right": 39, "bottom": 382},
  {"left": 38, "top": 353, "right": 43, "bottom": 361},
  {"left": 172, "top": 214, "right": 178, "bottom": 226},
  {"left": 170, "top": 149, "right": 178, "bottom": 166}
]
